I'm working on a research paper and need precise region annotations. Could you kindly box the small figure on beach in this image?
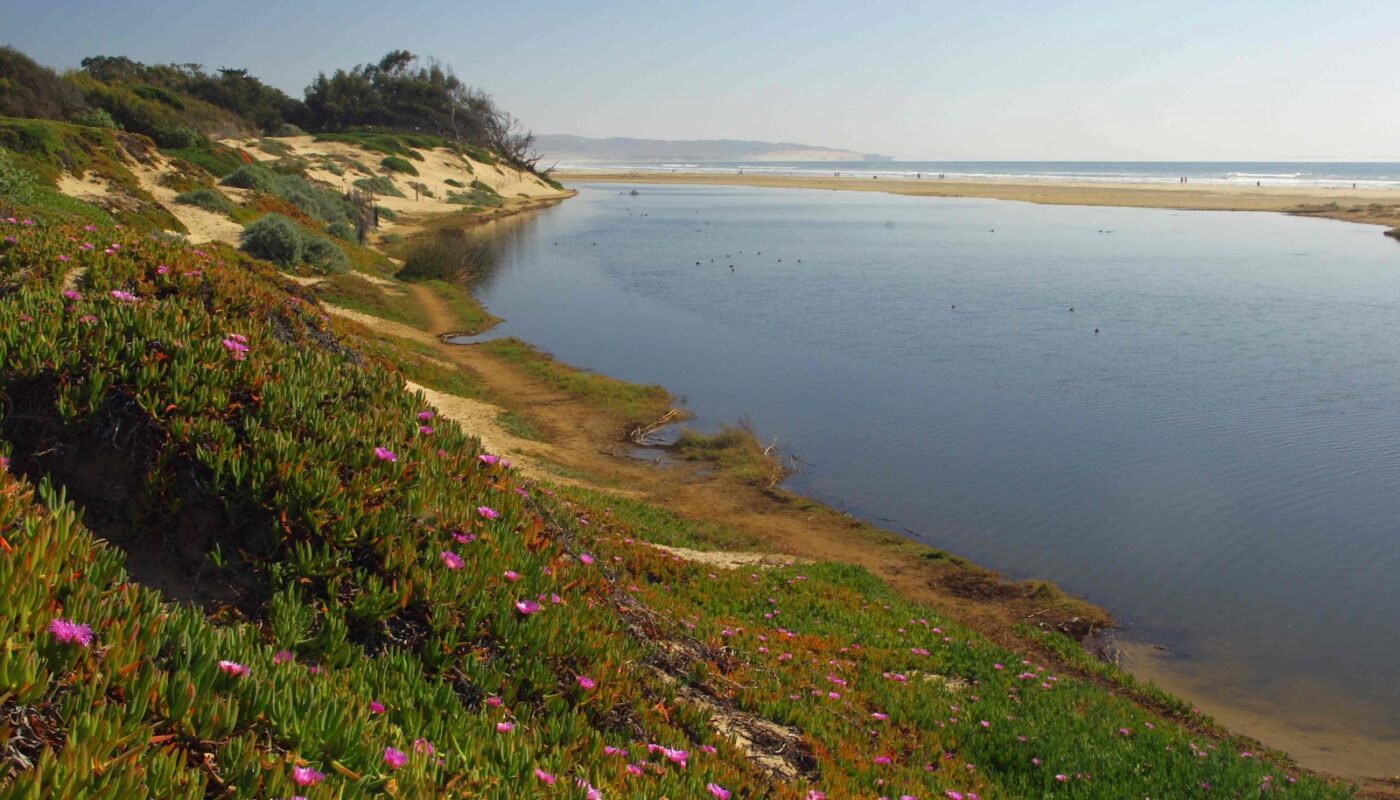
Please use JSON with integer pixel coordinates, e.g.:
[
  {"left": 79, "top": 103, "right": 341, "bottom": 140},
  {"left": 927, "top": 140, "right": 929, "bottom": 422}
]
[{"left": 1094, "top": 328, "right": 1100, "bottom": 334}]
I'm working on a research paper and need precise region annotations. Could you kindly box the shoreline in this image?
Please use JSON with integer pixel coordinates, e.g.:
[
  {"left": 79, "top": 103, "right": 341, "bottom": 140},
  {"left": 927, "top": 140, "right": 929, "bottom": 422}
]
[
  {"left": 339, "top": 193, "right": 1395, "bottom": 791},
  {"left": 556, "top": 170, "right": 1400, "bottom": 232}
]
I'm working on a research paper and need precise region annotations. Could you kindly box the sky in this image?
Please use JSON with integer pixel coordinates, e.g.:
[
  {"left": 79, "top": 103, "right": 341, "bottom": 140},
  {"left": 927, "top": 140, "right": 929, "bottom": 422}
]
[{"left": 6, "top": 0, "right": 1398, "bottom": 160}]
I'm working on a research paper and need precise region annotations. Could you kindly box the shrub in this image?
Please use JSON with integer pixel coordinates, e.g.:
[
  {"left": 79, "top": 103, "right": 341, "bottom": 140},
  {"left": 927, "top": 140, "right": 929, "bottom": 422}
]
[
  {"left": 153, "top": 124, "right": 201, "bottom": 149},
  {"left": 239, "top": 213, "right": 303, "bottom": 265},
  {"left": 71, "top": 108, "right": 119, "bottom": 130},
  {"left": 408, "top": 181, "right": 433, "bottom": 198},
  {"left": 271, "top": 122, "right": 306, "bottom": 137},
  {"left": 257, "top": 137, "right": 294, "bottom": 157},
  {"left": 174, "top": 187, "right": 234, "bottom": 213},
  {"left": 0, "top": 150, "right": 38, "bottom": 204},
  {"left": 398, "top": 228, "right": 494, "bottom": 283},
  {"left": 301, "top": 234, "right": 350, "bottom": 272},
  {"left": 352, "top": 175, "right": 402, "bottom": 197},
  {"left": 375, "top": 205, "right": 397, "bottom": 220},
  {"left": 274, "top": 176, "right": 354, "bottom": 225},
  {"left": 221, "top": 164, "right": 275, "bottom": 192},
  {"left": 443, "top": 178, "right": 465, "bottom": 188},
  {"left": 380, "top": 155, "right": 418, "bottom": 176},
  {"left": 164, "top": 144, "right": 245, "bottom": 178},
  {"left": 0, "top": 46, "right": 87, "bottom": 120},
  {"left": 325, "top": 221, "right": 356, "bottom": 241}
]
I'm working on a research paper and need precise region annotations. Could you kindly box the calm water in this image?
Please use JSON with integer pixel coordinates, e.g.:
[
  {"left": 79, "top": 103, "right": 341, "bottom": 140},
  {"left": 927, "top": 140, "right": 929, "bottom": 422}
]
[
  {"left": 562, "top": 160, "right": 1400, "bottom": 189},
  {"left": 460, "top": 184, "right": 1400, "bottom": 772}
]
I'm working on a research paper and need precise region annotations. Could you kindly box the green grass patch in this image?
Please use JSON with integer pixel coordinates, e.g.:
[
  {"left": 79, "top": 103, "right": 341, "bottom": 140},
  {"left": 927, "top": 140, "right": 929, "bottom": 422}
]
[
  {"left": 174, "top": 187, "right": 234, "bottom": 214},
  {"left": 162, "top": 143, "right": 246, "bottom": 178},
  {"left": 496, "top": 409, "right": 545, "bottom": 442},
  {"left": 352, "top": 175, "right": 403, "bottom": 197},
  {"left": 416, "top": 278, "right": 498, "bottom": 334},
  {"left": 479, "top": 337, "right": 675, "bottom": 426},
  {"left": 672, "top": 418, "right": 789, "bottom": 487},
  {"left": 314, "top": 273, "right": 426, "bottom": 329},
  {"left": 380, "top": 155, "right": 418, "bottom": 176}
]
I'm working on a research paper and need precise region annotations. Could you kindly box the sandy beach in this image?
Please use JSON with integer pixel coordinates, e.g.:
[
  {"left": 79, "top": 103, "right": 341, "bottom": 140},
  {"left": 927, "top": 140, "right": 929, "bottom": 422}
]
[{"left": 557, "top": 170, "right": 1400, "bottom": 230}]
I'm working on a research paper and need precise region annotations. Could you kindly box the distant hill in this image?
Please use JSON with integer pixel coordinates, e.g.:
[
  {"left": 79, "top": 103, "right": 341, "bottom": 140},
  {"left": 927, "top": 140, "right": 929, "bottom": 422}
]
[{"left": 535, "top": 134, "right": 891, "bottom": 163}]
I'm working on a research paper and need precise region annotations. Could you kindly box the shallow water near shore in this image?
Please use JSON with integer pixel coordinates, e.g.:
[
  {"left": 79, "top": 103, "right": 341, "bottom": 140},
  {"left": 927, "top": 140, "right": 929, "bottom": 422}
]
[{"left": 453, "top": 183, "right": 1400, "bottom": 776}]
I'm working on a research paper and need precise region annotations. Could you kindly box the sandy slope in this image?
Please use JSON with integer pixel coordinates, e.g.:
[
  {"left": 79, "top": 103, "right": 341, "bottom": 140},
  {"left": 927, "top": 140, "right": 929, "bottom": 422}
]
[{"left": 232, "top": 135, "right": 564, "bottom": 228}]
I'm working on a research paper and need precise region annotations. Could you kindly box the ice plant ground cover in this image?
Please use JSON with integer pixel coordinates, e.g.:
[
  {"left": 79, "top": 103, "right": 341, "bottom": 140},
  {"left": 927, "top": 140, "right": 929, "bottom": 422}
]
[{"left": 0, "top": 197, "right": 1359, "bottom": 797}]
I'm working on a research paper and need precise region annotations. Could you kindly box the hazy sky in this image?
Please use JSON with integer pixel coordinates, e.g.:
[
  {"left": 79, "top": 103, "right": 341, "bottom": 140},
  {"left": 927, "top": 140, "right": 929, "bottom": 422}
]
[{"left": 8, "top": 0, "right": 1398, "bottom": 160}]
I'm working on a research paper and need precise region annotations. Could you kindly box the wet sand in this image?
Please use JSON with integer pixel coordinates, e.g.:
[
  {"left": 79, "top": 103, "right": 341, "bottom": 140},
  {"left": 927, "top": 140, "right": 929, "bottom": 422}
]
[{"left": 556, "top": 170, "right": 1400, "bottom": 230}]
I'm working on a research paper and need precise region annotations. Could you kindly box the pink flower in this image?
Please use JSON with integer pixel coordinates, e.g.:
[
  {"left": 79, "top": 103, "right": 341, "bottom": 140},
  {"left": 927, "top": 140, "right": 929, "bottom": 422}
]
[
  {"left": 110, "top": 290, "right": 138, "bottom": 303},
  {"left": 418, "top": 425, "right": 433, "bottom": 435},
  {"left": 515, "top": 600, "right": 541, "bottom": 615},
  {"left": 662, "top": 747, "right": 688, "bottom": 768},
  {"left": 477, "top": 505, "right": 499, "bottom": 520},
  {"left": 441, "top": 551, "right": 464, "bottom": 569},
  {"left": 479, "top": 454, "right": 499, "bottom": 466},
  {"left": 707, "top": 783, "right": 731, "bottom": 799},
  {"left": 383, "top": 747, "right": 408, "bottom": 768},
  {"left": 626, "top": 763, "right": 643, "bottom": 776},
  {"left": 222, "top": 337, "right": 249, "bottom": 360},
  {"left": 874, "top": 755, "right": 892, "bottom": 765},
  {"left": 370, "top": 700, "right": 385, "bottom": 714},
  {"left": 48, "top": 618, "right": 93, "bottom": 647},
  {"left": 292, "top": 766, "right": 324, "bottom": 786},
  {"left": 604, "top": 745, "right": 626, "bottom": 757},
  {"left": 1055, "top": 773, "right": 1069, "bottom": 782},
  {"left": 872, "top": 712, "right": 889, "bottom": 721},
  {"left": 62, "top": 290, "right": 81, "bottom": 301},
  {"left": 452, "top": 531, "right": 477, "bottom": 545},
  {"left": 217, "top": 660, "right": 249, "bottom": 677},
  {"left": 413, "top": 738, "right": 434, "bottom": 755},
  {"left": 485, "top": 695, "right": 503, "bottom": 707},
  {"left": 535, "top": 767, "right": 556, "bottom": 785},
  {"left": 946, "top": 793, "right": 964, "bottom": 800},
  {"left": 417, "top": 411, "right": 434, "bottom": 421},
  {"left": 503, "top": 570, "right": 521, "bottom": 582},
  {"left": 374, "top": 447, "right": 397, "bottom": 462},
  {"left": 495, "top": 722, "right": 513, "bottom": 733},
  {"left": 273, "top": 650, "right": 293, "bottom": 664},
  {"left": 576, "top": 675, "right": 596, "bottom": 690},
  {"left": 578, "top": 553, "right": 594, "bottom": 565},
  {"left": 806, "top": 793, "right": 827, "bottom": 800}
]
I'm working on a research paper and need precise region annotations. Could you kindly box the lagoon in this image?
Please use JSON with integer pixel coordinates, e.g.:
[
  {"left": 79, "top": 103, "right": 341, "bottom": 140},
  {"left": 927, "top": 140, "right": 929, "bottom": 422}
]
[{"left": 460, "top": 183, "right": 1400, "bottom": 773}]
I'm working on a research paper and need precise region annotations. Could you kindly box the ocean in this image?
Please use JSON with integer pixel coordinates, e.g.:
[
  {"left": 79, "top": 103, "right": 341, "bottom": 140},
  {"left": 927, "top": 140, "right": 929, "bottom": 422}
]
[{"left": 557, "top": 160, "right": 1400, "bottom": 189}]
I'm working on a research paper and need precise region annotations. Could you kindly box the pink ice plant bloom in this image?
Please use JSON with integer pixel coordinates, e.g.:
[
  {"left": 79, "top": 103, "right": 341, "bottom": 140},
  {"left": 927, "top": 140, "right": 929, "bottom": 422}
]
[
  {"left": 576, "top": 675, "right": 596, "bottom": 690},
  {"left": 222, "top": 336, "right": 249, "bottom": 360},
  {"left": 707, "top": 783, "right": 731, "bottom": 799},
  {"left": 578, "top": 553, "right": 594, "bottom": 565},
  {"left": 273, "top": 650, "right": 293, "bottom": 664},
  {"left": 292, "top": 766, "right": 325, "bottom": 786},
  {"left": 110, "top": 290, "right": 138, "bottom": 303},
  {"left": 503, "top": 570, "right": 521, "bottom": 582},
  {"left": 418, "top": 425, "right": 433, "bottom": 435},
  {"left": 48, "top": 618, "right": 93, "bottom": 647},
  {"left": 62, "top": 290, "right": 81, "bottom": 301},
  {"left": 383, "top": 747, "right": 408, "bottom": 769},
  {"left": 440, "top": 551, "right": 464, "bottom": 570},
  {"left": 534, "top": 767, "right": 556, "bottom": 785},
  {"left": 479, "top": 454, "right": 499, "bottom": 466},
  {"left": 495, "top": 722, "right": 514, "bottom": 733},
  {"left": 417, "top": 411, "right": 434, "bottom": 421},
  {"left": 374, "top": 447, "right": 397, "bottom": 462},
  {"left": 515, "top": 600, "right": 541, "bottom": 615},
  {"left": 369, "top": 700, "right": 385, "bottom": 714},
  {"left": 477, "top": 505, "right": 499, "bottom": 519},
  {"left": 217, "top": 660, "right": 249, "bottom": 677}
]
